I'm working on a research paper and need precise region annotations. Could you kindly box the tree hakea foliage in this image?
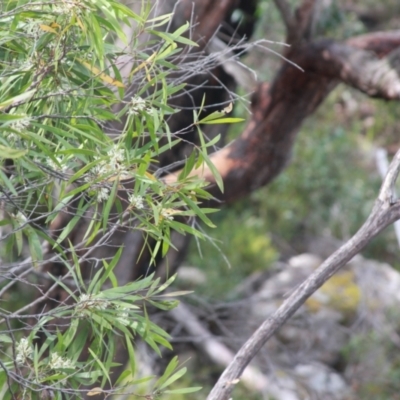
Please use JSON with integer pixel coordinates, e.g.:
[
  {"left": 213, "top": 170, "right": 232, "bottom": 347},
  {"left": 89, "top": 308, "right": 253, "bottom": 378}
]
[{"left": 0, "top": 0, "right": 238, "bottom": 398}]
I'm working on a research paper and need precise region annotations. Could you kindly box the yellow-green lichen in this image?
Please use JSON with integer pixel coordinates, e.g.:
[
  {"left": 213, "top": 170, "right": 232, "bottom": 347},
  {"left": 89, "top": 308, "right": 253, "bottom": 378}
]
[{"left": 306, "top": 271, "right": 361, "bottom": 318}]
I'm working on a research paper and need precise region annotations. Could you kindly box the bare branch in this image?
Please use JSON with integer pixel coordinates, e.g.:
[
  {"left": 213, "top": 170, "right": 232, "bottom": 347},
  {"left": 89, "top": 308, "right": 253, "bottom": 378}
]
[
  {"left": 207, "top": 149, "right": 400, "bottom": 400},
  {"left": 302, "top": 40, "right": 400, "bottom": 99},
  {"left": 206, "top": 37, "right": 258, "bottom": 92},
  {"left": 347, "top": 30, "right": 400, "bottom": 57},
  {"left": 170, "top": 302, "right": 269, "bottom": 393},
  {"left": 164, "top": 31, "right": 400, "bottom": 203},
  {"left": 375, "top": 148, "right": 400, "bottom": 247}
]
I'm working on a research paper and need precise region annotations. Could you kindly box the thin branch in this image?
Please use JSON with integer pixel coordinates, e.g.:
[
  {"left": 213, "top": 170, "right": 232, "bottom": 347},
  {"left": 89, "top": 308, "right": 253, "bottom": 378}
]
[
  {"left": 378, "top": 150, "right": 400, "bottom": 203},
  {"left": 376, "top": 147, "right": 400, "bottom": 248},
  {"left": 305, "top": 41, "right": 400, "bottom": 99},
  {"left": 347, "top": 30, "right": 400, "bottom": 57},
  {"left": 207, "top": 149, "right": 400, "bottom": 400},
  {"left": 272, "top": 0, "right": 295, "bottom": 33},
  {"left": 287, "top": 0, "right": 317, "bottom": 45},
  {"left": 169, "top": 302, "right": 269, "bottom": 392},
  {"left": 164, "top": 31, "right": 400, "bottom": 205}
]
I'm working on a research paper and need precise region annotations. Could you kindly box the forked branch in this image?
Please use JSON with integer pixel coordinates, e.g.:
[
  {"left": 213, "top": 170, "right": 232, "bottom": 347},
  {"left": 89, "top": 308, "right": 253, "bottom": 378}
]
[
  {"left": 164, "top": 31, "right": 400, "bottom": 204},
  {"left": 207, "top": 149, "right": 400, "bottom": 400}
]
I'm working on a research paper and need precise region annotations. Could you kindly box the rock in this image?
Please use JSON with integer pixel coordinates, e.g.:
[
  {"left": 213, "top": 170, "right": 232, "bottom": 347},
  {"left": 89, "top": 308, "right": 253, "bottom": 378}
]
[
  {"left": 221, "top": 252, "right": 400, "bottom": 399},
  {"left": 177, "top": 266, "right": 207, "bottom": 286},
  {"left": 288, "top": 253, "right": 322, "bottom": 269},
  {"left": 294, "top": 363, "right": 349, "bottom": 399}
]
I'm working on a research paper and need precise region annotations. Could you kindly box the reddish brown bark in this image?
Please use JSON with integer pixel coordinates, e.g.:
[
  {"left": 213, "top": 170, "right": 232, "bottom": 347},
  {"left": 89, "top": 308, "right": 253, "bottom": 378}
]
[
  {"left": 165, "top": 31, "right": 400, "bottom": 204},
  {"left": 174, "top": 0, "right": 238, "bottom": 44}
]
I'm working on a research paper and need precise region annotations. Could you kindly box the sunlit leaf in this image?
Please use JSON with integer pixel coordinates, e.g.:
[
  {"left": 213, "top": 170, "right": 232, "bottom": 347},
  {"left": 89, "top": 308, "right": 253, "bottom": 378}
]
[
  {"left": 200, "top": 117, "right": 245, "bottom": 124},
  {"left": 0, "top": 145, "right": 27, "bottom": 159},
  {"left": 87, "top": 387, "right": 103, "bottom": 396},
  {"left": 79, "top": 60, "right": 125, "bottom": 88},
  {"left": 39, "top": 24, "right": 58, "bottom": 34}
]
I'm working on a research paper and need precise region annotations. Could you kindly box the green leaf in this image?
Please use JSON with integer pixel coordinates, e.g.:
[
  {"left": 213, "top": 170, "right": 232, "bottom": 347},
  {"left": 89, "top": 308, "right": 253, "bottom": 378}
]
[
  {"left": 154, "top": 356, "right": 179, "bottom": 389},
  {"left": 0, "top": 89, "right": 35, "bottom": 110},
  {"left": 25, "top": 225, "right": 42, "bottom": 269},
  {"left": 202, "top": 150, "right": 224, "bottom": 193},
  {"left": 0, "top": 334, "right": 12, "bottom": 344},
  {"left": 63, "top": 318, "right": 79, "bottom": 350},
  {"left": 98, "top": 248, "right": 122, "bottom": 288},
  {"left": 0, "top": 170, "right": 17, "bottom": 196},
  {"left": 125, "top": 334, "right": 136, "bottom": 377},
  {"left": 88, "top": 348, "right": 111, "bottom": 387},
  {"left": 158, "top": 367, "right": 187, "bottom": 390},
  {"left": 102, "top": 179, "right": 118, "bottom": 232},
  {"left": 14, "top": 224, "right": 23, "bottom": 256},
  {"left": 179, "top": 193, "right": 216, "bottom": 228},
  {"left": 178, "top": 150, "right": 197, "bottom": 180},
  {"left": 0, "top": 145, "right": 27, "bottom": 159},
  {"left": 54, "top": 200, "right": 91, "bottom": 246},
  {"left": 201, "top": 117, "right": 245, "bottom": 124},
  {"left": 164, "top": 387, "right": 202, "bottom": 394}
]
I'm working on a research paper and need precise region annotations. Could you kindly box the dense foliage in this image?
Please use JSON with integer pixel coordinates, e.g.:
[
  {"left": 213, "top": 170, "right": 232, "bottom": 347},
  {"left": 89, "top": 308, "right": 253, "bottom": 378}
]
[{"left": 0, "top": 0, "right": 236, "bottom": 398}]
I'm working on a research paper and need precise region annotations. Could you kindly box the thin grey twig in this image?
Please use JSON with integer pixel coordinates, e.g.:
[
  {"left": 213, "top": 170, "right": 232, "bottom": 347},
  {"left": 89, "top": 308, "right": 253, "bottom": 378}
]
[{"left": 376, "top": 147, "right": 400, "bottom": 247}]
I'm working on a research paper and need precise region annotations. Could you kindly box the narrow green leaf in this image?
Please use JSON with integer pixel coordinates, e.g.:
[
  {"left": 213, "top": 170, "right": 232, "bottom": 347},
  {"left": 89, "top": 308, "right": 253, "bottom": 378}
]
[
  {"left": 164, "top": 387, "right": 202, "bottom": 394},
  {"left": 102, "top": 179, "right": 118, "bottom": 232},
  {"left": 158, "top": 367, "right": 187, "bottom": 390},
  {"left": 0, "top": 334, "right": 12, "bottom": 344},
  {"left": 202, "top": 150, "right": 224, "bottom": 193},
  {"left": 201, "top": 117, "right": 245, "bottom": 124},
  {"left": 154, "top": 356, "right": 179, "bottom": 389},
  {"left": 179, "top": 193, "right": 216, "bottom": 227},
  {"left": 0, "top": 145, "right": 27, "bottom": 159},
  {"left": 88, "top": 348, "right": 111, "bottom": 387},
  {"left": 125, "top": 334, "right": 136, "bottom": 377},
  {"left": 25, "top": 226, "right": 42, "bottom": 269}
]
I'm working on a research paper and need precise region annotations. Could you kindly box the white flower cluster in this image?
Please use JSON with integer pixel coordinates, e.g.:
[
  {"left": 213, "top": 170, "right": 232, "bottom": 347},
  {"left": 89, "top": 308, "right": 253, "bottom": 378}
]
[
  {"left": 16, "top": 337, "right": 33, "bottom": 365},
  {"left": 91, "top": 145, "right": 126, "bottom": 177},
  {"left": 96, "top": 187, "right": 110, "bottom": 203},
  {"left": 53, "top": 0, "right": 82, "bottom": 15},
  {"left": 161, "top": 208, "right": 175, "bottom": 221},
  {"left": 83, "top": 174, "right": 110, "bottom": 203},
  {"left": 76, "top": 294, "right": 110, "bottom": 316},
  {"left": 22, "top": 19, "right": 41, "bottom": 37},
  {"left": 108, "top": 147, "right": 124, "bottom": 164},
  {"left": 85, "top": 145, "right": 128, "bottom": 202},
  {"left": 6, "top": 119, "right": 30, "bottom": 143},
  {"left": 128, "top": 194, "right": 144, "bottom": 210},
  {"left": 116, "top": 306, "right": 130, "bottom": 327},
  {"left": 10, "top": 118, "right": 30, "bottom": 133},
  {"left": 49, "top": 352, "right": 74, "bottom": 370},
  {"left": 128, "top": 96, "right": 151, "bottom": 116}
]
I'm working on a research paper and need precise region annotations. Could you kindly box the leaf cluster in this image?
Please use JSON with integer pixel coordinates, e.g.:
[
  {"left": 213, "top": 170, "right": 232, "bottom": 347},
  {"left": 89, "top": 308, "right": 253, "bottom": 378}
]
[{"left": 0, "top": 0, "right": 234, "bottom": 397}]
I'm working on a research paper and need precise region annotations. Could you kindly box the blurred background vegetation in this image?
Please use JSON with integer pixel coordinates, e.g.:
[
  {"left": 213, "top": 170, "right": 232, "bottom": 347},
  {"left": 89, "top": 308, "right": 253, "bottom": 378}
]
[
  {"left": 167, "top": 0, "right": 400, "bottom": 398},
  {"left": 186, "top": 0, "right": 400, "bottom": 298}
]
